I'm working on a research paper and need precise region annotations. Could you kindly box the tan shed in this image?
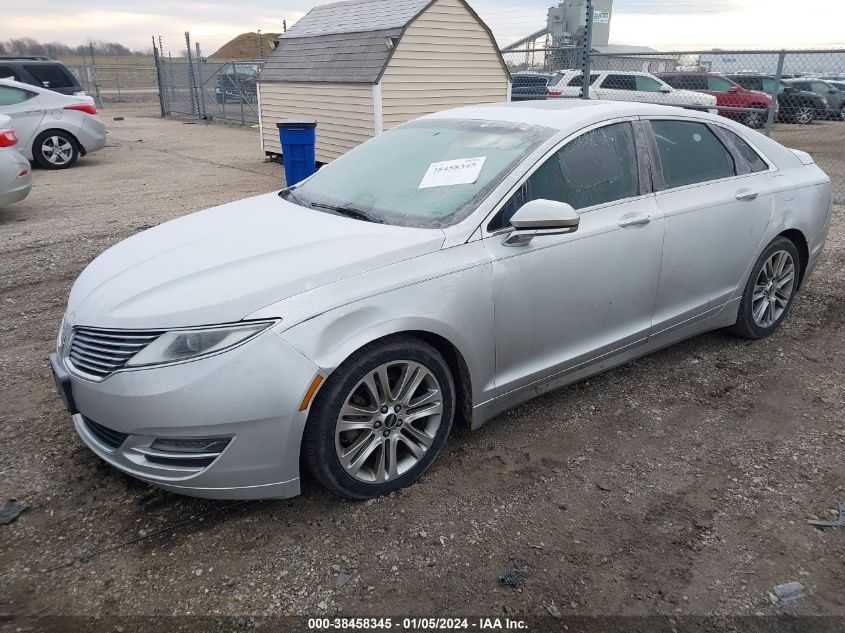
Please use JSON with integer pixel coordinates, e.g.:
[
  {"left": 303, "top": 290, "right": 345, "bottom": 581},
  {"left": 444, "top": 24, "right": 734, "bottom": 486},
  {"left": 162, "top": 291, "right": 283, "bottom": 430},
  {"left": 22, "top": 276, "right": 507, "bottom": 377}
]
[{"left": 257, "top": 0, "right": 511, "bottom": 163}]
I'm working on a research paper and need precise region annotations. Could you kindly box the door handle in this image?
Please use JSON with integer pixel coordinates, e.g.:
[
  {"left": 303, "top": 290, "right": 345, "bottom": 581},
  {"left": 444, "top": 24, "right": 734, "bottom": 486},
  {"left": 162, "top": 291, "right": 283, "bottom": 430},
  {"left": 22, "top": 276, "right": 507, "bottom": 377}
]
[
  {"left": 618, "top": 213, "right": 652, "bottom": 228},
  {"left": 735, "top": 188, "right": 759, "bottom": 201}
]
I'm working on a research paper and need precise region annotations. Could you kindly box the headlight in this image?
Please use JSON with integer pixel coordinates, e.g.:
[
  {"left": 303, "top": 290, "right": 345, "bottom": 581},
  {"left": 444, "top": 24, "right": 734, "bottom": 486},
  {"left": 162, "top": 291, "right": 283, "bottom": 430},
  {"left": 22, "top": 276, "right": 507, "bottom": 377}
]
[{"left": 125, "top": 321, "right": 275, "bottom": 368}]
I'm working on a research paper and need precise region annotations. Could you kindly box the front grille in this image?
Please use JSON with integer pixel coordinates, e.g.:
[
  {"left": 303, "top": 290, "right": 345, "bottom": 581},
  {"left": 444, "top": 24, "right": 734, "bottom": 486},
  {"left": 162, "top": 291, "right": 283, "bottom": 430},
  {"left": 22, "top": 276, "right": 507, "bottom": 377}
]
[
  {"left": 82, "top": 416, "right": 129, "bottom": 451},
  {"left": 68, "top": 327, "right": 161, "bottom": 379}
]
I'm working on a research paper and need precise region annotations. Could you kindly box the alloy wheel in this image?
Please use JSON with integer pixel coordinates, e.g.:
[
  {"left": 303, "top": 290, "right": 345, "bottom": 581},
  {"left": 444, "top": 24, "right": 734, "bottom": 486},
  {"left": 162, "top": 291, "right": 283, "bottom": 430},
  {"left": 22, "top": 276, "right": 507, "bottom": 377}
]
[
  {"left": 795, "top": 107, "right": 814, "bottom": 125},
  {"left": 751, "top": 250, "right": 796, "bottom": 328},
  {"left": 335, "top": 360, "right": 443, "bottom": 484},
  {"left": 41, "top": 136, "right": 74, "bottom": 165}
]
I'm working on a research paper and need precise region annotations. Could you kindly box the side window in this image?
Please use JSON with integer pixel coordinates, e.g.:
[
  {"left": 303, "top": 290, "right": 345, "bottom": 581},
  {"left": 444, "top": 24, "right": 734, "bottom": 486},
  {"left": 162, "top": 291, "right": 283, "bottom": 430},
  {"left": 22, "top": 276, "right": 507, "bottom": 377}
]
[
  {"left": 0, "top": 65, "right": 21, "bottom": 81},
  {"left": 601, "top": 74, "right": 637, "bottom": 91},
  {"left": 651, "top": 120, "right": 736, "bottom": 189},
  {"left": 23, "top": 64, "right": 75, "bottom": 89},
  {"left": 813, "top": 81, "right": 832, "bottom": 93},
  {"left": 0, "top": 85, "right": 36, "bottom": 106},
  {"left": 706, "top": 76, "right": 734, "bottom": 92},
  {"left": 635, "top": 75, "right": 664, "bottom": 92},
  {"left": 489, "top": 122, "right": 640, "bottom": 230},
  {"left": 567, "top": 74, "right": 598, "bottom": 87},
  {"left": 724, "top": 129, "right": 769, "bottom": 173}
]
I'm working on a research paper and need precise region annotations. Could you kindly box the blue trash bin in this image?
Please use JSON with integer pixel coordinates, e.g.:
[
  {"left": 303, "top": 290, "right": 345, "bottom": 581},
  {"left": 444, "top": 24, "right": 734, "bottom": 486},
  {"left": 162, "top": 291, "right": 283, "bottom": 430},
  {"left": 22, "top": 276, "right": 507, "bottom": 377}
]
[{"left": 276, "top": 118, "right": 317, "bottom": 187}]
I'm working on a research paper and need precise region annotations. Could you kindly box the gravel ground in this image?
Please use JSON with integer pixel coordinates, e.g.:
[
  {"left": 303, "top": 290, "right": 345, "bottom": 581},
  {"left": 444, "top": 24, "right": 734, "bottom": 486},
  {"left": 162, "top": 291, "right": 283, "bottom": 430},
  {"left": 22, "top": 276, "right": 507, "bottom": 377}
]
[{"left": 0, "top": 104, "right": 843, "bottom": 618}]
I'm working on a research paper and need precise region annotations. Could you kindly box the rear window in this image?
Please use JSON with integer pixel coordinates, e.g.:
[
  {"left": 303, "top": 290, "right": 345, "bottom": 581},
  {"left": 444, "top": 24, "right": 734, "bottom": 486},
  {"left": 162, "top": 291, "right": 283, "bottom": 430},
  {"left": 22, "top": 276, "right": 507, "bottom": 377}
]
[
  {"left": 601, "top": 74, "right": 637, "bottom": 91},
  {"left": 707, "top": 76, "right": 734, "bottom": 92},
  {"left": 663, "top": 75, "right": 707, "bottom": 90},
  {"left": 23, "top": 64, "right": 76, "bottom": 89},
  {"left": 513, "top": 75, "right": 550, "bottom": 88},
  {"left": 724, "top": 130, "right": 768, "bottom": 173},
  {"left": 0, "top": 65, "right": 21, "bottom": 82},
  {"left": 0, "top": 85, "right": 36, "bottom": 106},
  {"left": 567, "top": 73, "right": 599, "bottom": 87}
]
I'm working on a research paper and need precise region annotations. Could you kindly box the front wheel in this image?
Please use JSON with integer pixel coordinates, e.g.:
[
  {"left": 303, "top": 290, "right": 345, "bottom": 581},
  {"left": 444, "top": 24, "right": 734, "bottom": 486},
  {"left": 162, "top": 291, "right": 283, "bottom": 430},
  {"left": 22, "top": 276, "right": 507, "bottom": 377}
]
[
  {"left": 302, "top": 336, "right": 455, "bottom": 499},
  {"left": 729, "top": 237, "right": 801, "bottom": 339}
]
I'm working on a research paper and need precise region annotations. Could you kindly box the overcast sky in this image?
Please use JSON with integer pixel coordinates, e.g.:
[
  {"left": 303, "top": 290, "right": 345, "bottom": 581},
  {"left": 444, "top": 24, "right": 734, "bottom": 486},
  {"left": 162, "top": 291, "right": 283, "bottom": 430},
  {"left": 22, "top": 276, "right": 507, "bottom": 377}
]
[{"left": 7, "top": 0, "right": 844, "bottom": 54}]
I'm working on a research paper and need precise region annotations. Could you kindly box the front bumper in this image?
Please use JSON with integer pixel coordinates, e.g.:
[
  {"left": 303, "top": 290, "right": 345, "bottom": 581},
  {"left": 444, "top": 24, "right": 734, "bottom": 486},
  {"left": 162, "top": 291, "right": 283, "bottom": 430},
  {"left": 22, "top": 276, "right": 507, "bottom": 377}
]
[{"left": 53, "top": 329, "right": 320, "bottom": 499}]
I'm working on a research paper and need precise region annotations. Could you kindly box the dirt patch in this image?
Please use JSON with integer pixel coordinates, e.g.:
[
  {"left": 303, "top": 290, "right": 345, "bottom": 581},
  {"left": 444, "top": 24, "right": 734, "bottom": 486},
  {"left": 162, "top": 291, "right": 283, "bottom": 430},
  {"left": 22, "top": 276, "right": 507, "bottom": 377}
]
[{"left": 0, "top": 106, "right": 843, "bottom": 618}]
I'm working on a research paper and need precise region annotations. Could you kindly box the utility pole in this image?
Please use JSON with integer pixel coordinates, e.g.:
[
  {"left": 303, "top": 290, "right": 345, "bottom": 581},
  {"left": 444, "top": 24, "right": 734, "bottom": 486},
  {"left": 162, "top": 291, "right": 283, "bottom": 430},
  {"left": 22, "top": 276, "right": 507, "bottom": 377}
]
[
  {"left": 283, "top": 20, "right": 287, "bottom": 33},
  {"left": 580, "top": 0, "right": 594, "bottom": 100},
  {"left": 258, "top": 29, "right": 263, "bottom": 59}
]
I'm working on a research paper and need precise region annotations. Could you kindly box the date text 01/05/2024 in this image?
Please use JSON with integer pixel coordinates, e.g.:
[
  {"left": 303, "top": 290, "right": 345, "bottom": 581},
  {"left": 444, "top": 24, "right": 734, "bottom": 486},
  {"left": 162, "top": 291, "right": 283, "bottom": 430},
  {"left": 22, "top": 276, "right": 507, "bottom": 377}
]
[{"left": 307, "top": 617, "right": 528, "bottom": 630}]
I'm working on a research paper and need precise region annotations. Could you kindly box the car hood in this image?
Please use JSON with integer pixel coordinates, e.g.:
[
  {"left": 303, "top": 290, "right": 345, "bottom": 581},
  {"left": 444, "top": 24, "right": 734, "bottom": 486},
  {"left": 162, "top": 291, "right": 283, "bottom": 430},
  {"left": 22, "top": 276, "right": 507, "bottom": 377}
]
[{"left": 66, "top": 192, "right": 446, "bottom": 329}]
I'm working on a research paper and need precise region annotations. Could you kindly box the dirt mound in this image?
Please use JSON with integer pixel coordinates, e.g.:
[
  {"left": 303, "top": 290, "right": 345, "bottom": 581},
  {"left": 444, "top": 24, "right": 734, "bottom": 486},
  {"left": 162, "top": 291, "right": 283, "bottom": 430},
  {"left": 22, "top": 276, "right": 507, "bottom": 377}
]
[{"left": 209, "top": 32, "right": 280, "bottom": 60}]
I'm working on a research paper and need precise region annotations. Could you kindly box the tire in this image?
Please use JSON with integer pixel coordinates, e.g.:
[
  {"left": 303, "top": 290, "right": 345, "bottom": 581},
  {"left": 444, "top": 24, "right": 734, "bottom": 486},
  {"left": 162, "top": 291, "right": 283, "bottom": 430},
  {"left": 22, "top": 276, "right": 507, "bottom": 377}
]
[
  {"left": 743, "top": 109, "right": 766, "bottom": 129},
  {"left": 302, "top": 335, "right": 455, "bottom": 499},
  {"left": 729, "top": 237, "right": 801, "bottom": 339},
  {"left": 793, "top": 106, "right": 815, "bottom": 125},
  {"left": 840, "top": 105, "right": 845, "bottom": 122},
  {"left": 33, "top": 130, "right": 79, "bottom": 169}
]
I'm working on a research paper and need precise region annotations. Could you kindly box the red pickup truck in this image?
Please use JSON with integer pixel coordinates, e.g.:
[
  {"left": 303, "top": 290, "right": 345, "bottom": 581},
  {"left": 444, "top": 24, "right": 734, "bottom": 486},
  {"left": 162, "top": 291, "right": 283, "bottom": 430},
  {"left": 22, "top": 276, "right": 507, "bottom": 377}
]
[{"left": 655, "top": 71, "right": 773, "bottom": 128}]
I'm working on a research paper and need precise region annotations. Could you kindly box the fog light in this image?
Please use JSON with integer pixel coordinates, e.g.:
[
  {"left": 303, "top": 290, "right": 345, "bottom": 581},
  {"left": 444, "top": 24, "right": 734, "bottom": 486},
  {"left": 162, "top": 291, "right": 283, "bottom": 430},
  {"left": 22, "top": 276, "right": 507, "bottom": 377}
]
[{"left": 150, "top": 437, "right": 230, "bottom": 454}]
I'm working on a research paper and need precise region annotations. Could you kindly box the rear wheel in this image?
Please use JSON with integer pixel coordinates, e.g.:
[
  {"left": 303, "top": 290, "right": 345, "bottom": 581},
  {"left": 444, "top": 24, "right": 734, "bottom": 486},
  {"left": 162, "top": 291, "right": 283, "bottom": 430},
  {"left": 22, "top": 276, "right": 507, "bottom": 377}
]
[
  {"left": 33, "top": 130, "right": 79, "bottom": 169},
  {"left": 302, "top": 336, "right": 455, "bottom": 499},
  {"left": 729, "top": 237, "right": 801, "bottom": 339},
  {"left": 793, "top": 106, "right": 815, "bottom": 125}
]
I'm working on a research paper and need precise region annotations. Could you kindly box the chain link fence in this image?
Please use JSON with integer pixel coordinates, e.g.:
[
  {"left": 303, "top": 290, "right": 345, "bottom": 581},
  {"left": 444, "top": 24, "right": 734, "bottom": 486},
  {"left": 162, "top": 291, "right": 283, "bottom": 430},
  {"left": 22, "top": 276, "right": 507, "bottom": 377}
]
[
  {"left": 156, "top": 59, "right": 263, "bottom": 126},
  {"left": 64, "top": 64, "right": 159, "bottom": 105},
  {"left": 504, "top": 47, "right": 845, "bottom": 202}
]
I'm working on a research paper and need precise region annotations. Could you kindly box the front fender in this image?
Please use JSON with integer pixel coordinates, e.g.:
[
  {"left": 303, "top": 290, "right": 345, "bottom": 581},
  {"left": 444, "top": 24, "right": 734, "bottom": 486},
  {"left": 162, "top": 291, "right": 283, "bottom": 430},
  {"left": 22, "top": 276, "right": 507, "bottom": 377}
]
[{"left": 273, "top": 243, "right": 496, "bottom": 407}]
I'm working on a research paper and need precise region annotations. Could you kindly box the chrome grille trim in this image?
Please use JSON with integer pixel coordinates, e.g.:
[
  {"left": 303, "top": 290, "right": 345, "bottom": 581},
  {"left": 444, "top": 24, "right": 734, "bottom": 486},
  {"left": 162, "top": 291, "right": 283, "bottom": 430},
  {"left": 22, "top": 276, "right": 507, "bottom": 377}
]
[{"left": 67, "top": 327, "right": 162, "bottom": 379}]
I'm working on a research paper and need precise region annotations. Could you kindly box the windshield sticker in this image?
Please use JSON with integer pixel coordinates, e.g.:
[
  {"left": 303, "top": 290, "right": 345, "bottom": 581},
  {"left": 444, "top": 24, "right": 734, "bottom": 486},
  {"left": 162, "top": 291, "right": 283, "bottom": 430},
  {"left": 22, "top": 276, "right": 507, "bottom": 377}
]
[{"left": 418, "top": 156, "right": 487, "bottom": 189}]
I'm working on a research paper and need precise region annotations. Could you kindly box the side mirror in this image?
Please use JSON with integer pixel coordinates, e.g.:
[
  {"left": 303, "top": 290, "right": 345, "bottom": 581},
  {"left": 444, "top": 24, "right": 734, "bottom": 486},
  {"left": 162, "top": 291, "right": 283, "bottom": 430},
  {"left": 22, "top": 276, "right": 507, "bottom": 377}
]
[
  {"left": 830, "top": 89, "right": 839, "bottom": 95},
  {"left": 503, "top": 199, "right": 580, "bottom": 246},
  {"left": 659, "top": 85, "right": 671, "bottom": 93}
]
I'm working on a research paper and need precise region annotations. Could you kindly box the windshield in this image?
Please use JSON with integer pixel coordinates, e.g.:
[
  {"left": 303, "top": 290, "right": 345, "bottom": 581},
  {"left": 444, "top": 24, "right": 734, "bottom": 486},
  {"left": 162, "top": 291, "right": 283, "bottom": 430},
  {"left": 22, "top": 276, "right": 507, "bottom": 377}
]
[{"left": 284, "top": 118, "right": 555, "bottom": 228}]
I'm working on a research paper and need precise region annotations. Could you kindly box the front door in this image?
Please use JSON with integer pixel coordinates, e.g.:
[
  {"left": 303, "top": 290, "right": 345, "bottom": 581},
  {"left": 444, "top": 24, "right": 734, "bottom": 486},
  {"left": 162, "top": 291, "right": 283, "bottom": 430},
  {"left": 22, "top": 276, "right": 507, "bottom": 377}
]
[{"left": 482, "top": 121, "right": 665, "bottom": 396}]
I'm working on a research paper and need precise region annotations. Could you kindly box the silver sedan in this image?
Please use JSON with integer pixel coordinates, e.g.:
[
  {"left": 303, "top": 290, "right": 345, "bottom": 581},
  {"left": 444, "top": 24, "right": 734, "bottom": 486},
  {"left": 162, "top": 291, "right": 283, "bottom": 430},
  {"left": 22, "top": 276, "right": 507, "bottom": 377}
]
[
  {"left": 51, "top": 100, "right": 832, "bottom": 500},
  {"left": 0, "top": 114, "right": 31, "bottom": 206}
]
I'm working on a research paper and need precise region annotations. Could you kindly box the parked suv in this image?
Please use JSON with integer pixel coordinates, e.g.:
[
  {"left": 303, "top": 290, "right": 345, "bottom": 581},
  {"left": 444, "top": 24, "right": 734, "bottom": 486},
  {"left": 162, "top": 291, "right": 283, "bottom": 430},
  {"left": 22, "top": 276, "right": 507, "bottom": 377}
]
[
  {"left": 547, "top": 70, "right": 717, "bottom": 112},
  {"left": 726, "top": 73, "right": 824, "bottom": 124},
  {"left": 656, "top": 72, "right": 772, "bottom": 128},
  {"left": 782, "top": 78, "right": 844, "bottom": 120},
  {"left": 0, "top": 57, "right": 84, "bottom": 96}
]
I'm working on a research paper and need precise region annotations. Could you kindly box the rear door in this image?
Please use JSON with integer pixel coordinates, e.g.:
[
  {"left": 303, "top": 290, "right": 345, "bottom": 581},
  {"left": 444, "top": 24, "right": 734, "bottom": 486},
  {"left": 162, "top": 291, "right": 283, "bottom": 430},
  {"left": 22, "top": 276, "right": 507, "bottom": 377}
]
[
  {"left": 0, "top": 84, "right": 45, "bottom": 149},
  {"left": 645, "top": 118, "right": 774, "bottom": 333}
]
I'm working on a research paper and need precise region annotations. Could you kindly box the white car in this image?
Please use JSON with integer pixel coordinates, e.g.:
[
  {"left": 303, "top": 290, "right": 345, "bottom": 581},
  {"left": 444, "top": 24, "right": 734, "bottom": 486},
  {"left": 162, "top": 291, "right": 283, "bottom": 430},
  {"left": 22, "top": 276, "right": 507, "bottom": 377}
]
[
  {"left": 548, "top": 70, "right": 718, "bottom": 113},
  {"left": 0, "top": 78, "right": 106, "bottom": 169},
  {"left": 51, "top": 101, "right": 831, "bottom": 500},
  {"left": 0, "top": 113, "right": 32, "bottom": 206}
]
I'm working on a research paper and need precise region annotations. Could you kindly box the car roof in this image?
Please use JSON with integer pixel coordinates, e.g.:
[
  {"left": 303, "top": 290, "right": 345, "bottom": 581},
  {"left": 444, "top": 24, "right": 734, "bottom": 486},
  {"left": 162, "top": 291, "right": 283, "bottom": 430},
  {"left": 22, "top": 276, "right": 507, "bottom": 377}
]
[{"left": 424, "top": 99, "right": 716, "bottom": 132}]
